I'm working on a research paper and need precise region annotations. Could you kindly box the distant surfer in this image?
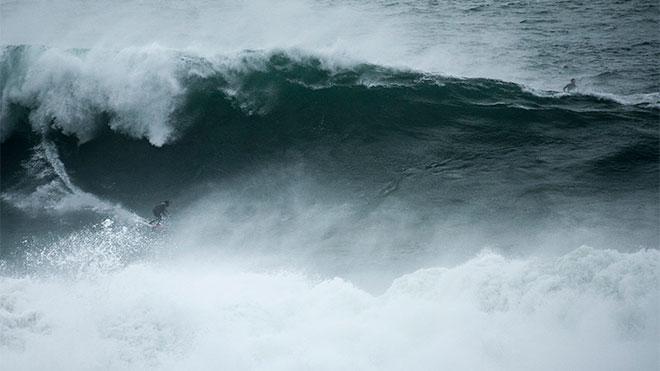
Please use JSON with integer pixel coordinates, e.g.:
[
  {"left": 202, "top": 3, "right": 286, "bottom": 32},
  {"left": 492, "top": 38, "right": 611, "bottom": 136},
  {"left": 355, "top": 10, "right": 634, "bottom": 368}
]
[
  {"left": 563, "top": 78, "right": 577, "bottom": 93},
  {"left": 150, "top": 200, "right": 170, "bottom": 225}
]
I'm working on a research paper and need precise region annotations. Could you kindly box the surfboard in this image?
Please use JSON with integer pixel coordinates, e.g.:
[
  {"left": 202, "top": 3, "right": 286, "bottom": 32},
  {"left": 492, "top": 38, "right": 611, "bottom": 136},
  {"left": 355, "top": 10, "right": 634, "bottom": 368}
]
[{"left": 135, "top": 217, "right": 155, "bottom": 227}]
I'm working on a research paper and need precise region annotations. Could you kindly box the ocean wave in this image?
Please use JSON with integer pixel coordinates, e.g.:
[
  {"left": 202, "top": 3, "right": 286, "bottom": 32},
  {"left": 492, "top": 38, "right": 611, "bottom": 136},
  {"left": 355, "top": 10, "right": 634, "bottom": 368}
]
[
  {"left": 1, "top": 45, "right": 657, "bottom": 254},
  {"left": 1, "top": 2, "right": 658, "bottom": 369},
  {"left": 2, "top": 45, "right": 657, "bottom": 147},
  {"left": 1, "top": 245, "right": 657, "bottom": 370}
]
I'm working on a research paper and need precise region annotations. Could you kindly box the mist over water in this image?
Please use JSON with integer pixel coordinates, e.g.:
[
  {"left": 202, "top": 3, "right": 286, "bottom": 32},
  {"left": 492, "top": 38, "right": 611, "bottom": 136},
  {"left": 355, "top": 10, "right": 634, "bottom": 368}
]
[
  {"left": 2, "top": 0, "right": 659, "bottom": 98},
  {"left": 1, "top": 0, "right": 659, "bottom": 370}
]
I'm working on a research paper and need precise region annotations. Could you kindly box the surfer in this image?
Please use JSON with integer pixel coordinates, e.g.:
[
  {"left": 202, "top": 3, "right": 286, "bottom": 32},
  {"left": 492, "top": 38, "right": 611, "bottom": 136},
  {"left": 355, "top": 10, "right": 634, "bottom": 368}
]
[
  {"left": 563, "top": 78, "right": 576, "bottom": 92},
  {"left": 150, "top": 200, "right": 170, "bottom": 225}
]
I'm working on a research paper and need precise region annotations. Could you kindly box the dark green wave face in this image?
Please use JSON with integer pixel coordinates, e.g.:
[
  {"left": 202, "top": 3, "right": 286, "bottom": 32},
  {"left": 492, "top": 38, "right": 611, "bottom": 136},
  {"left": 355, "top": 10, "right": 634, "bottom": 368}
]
[{"left": 2, "top": 48, "right": 658, "bottom": 261}]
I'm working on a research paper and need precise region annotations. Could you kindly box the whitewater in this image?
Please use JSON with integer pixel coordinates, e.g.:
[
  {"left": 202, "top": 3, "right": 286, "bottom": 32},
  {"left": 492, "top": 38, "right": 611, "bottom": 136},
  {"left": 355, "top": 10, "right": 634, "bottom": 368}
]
[{"left": 1, "top": 0, "right": 659, "bottom": 370}]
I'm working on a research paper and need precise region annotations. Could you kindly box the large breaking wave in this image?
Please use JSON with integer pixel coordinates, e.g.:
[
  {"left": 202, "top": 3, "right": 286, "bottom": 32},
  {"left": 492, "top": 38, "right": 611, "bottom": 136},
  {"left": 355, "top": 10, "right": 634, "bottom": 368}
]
[
  {"left": 2, "top": 45, "right": 658, "bottom": 248},
  {"left": 2, "top": 45, "right": 658, "bottom": 146},
  {"left": 1, "top": 43, "right": 659, "bottom": 370}
]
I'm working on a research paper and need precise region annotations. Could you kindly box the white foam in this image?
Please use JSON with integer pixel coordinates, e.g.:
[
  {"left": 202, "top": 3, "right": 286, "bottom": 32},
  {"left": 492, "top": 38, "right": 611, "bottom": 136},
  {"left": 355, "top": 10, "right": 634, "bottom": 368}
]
[
  {"left": 1, "top": 141, "right": 144, "bottom": 222},
  {"left": 1, "top": 246, "right": 657, "bottom": 370},
  {"left": 1, "top": 46, "right": 183, "bottom": 145},
  {"left": 521, "top": 85, "right": 660, "bottom": 109}
]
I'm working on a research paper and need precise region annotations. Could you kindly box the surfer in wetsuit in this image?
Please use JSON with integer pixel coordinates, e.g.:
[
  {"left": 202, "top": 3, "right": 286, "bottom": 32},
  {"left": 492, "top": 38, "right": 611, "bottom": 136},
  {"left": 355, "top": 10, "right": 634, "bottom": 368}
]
[
  {"left": 150, "top": 200, "right": 170, "bottom": 225},
  {"left": 563, "top": 78, "right": 576, "bottom": 92}
]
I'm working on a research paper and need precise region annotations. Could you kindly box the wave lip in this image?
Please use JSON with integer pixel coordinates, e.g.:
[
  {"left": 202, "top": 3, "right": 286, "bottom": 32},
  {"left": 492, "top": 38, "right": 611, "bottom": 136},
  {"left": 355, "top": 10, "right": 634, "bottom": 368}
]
[
  {"left": 3, "top": 45, "right": 658, "bottom": 146},
  {"left": 1, "top": 45, "right": 184, "bottom": 145}
]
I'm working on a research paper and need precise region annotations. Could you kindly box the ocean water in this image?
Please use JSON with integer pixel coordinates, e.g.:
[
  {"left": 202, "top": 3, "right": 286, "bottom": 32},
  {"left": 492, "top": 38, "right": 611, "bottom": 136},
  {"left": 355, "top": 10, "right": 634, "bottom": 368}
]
[{"left": 1, "top": 1, "right": 659, "bottom": 370}]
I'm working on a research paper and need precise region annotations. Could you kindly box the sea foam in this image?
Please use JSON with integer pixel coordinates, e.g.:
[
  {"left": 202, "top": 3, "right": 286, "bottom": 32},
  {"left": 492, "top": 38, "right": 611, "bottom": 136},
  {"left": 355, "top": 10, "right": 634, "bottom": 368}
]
[{"left": 1, "top": 245, "right": 657, "bottom": 371}]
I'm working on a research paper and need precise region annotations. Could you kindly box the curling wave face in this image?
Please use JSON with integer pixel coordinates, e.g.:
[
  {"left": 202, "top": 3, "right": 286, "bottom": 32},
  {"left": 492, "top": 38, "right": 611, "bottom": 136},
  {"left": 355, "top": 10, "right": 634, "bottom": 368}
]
[{"left": 1, "top": 46, "right": 658, "bottom": 254}]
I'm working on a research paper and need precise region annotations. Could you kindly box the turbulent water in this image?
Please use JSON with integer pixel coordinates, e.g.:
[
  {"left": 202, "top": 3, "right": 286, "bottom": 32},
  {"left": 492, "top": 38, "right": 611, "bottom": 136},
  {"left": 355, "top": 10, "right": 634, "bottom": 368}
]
[{"left": 1, "top": 1, "right": 659, "bottom": 370}]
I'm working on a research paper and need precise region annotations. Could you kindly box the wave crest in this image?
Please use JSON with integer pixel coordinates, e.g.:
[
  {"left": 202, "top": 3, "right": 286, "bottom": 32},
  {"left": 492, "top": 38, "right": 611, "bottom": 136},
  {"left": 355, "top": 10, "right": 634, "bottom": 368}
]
[{"left": 3, "top": 45, "right": 656, "bottom": 147}]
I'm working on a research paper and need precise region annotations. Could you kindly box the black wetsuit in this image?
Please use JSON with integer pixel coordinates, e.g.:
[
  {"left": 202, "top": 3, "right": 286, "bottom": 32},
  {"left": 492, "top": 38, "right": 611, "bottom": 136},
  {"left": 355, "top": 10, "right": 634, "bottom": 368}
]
[
  {"left": 152, "top": 203, "right": 168, "bottom": 223},
  {"left": 563, "top": 82, "right": 576, "bottom": 92}
]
